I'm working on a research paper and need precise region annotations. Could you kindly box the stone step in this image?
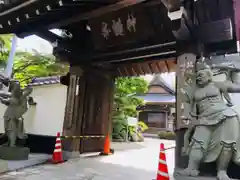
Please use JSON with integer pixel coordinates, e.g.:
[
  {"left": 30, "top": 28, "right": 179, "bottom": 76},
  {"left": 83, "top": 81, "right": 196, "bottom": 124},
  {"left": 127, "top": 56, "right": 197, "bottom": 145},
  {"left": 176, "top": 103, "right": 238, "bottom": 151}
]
[
  {"left": 174, "top": 169, "right": 238, "bottom": 180},
  {"left": 0, "top": 153, "right": 50, "bottom": 174},
  {"left": 174, "top": 176, "right": 238, "bottom": 180}
]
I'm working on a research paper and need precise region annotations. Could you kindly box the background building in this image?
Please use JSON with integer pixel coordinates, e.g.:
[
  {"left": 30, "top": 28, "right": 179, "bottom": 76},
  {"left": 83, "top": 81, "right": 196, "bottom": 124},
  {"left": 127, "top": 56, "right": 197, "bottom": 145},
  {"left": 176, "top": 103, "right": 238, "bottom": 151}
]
[{"left": 137, "top": 74, "right": 175, "bottom": 134}]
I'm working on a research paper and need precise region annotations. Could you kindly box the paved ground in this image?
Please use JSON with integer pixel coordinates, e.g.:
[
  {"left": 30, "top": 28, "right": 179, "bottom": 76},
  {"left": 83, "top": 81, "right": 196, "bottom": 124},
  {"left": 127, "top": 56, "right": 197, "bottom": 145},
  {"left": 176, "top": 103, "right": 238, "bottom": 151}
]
[{"left": 0, "top": 138, "right": 175, "bottom": 180}]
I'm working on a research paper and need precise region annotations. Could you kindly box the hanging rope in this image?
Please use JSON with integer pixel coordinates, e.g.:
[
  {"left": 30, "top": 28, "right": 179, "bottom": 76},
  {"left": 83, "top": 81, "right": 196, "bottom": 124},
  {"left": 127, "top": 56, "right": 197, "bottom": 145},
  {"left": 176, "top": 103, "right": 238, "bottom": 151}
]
[{"left": 164, "top": 146, "right": 176, "bottom": 151}]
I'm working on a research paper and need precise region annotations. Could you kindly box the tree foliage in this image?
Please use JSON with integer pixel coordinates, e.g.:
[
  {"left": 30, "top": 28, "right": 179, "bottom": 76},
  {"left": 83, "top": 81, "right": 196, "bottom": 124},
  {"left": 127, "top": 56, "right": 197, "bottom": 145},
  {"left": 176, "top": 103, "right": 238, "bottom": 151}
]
[
  {"left": 0, "top": 34, "right": 13, "bottom": 69},
  {"left": 0, "top": 35, "right": 69, "bottom": 87},
  {"left": 0, "top": 34, "right": 12, "bottom": 52},
  {"left": 13, "top": 51, "right": 69, "bottom": 87},
  {"left": 113, "top": 77, "right": 148, "bottom": 118},
  {"left": 112, "top": 77, "right": 148, "bottom": 140}
]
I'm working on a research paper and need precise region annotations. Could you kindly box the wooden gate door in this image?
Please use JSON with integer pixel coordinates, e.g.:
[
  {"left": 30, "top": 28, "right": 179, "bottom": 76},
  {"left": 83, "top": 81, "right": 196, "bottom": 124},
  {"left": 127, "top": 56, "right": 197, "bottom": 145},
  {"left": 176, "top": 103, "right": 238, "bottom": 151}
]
[
  {"left": 62, "top": 71, "right": 84, "bottom": 153},
  {"left": 79, "top": 71, "right": 114, "bottom": 153}
]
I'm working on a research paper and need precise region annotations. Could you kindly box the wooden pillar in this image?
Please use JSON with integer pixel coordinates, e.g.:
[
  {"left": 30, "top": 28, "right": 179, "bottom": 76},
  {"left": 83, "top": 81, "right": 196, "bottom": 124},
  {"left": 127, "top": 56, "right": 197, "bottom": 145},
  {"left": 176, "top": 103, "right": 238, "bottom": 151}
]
[
  {"left": 78, "top": 69, "right": 115, "bottom": 153},
  {"left": 103, "top": 75, "right": 115, "bottom": 137},
  {"left": 62, "top": 66, "right": 84, "bottom": 158},
  {"left": 175, "top": 53, "right": 196, "bottom": 169}
]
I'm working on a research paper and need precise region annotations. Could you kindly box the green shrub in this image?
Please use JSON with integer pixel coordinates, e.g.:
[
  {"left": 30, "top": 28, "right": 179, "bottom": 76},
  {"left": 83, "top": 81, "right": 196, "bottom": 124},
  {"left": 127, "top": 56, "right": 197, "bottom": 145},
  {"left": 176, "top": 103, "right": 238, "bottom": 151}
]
[
  {"left": 128, "top": 121, "right": 148, "bottom": 142},
  {"left": 137, "top": 121, "right": 148, "bottom": 132},
  {"left": 112, "top": 120, "right": 149, "bottom": 142},
  {"left": 112, "top": 111, "right": 127, "bottom": 141},
  {"left": 158, "top": 131, "right": 176, "bottom": 140}
]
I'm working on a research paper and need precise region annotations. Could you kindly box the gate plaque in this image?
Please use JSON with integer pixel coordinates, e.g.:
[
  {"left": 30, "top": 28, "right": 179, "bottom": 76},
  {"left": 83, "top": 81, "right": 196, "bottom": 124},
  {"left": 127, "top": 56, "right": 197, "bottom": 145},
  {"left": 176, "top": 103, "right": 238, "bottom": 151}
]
[{"left": 89, "top": 4, "right": 154, "bottom": 50}]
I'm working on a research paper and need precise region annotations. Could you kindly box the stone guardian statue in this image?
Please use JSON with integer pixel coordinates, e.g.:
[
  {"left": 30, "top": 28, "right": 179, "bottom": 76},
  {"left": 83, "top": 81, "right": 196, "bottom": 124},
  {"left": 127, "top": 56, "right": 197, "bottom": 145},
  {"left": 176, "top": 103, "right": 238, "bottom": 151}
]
[
  {"left": 176, "top": 61, "right": 240, "bottom": 180},
  {"left": 0, "top": 80, "right": 32, "bottom": 147}
]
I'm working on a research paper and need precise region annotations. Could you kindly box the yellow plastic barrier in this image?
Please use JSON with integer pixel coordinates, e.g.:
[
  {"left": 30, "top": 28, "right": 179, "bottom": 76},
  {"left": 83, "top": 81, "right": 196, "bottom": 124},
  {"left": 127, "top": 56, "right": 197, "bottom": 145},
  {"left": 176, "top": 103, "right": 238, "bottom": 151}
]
[{"left": 60, "top": 135, "right": 105, "bottom": 139}]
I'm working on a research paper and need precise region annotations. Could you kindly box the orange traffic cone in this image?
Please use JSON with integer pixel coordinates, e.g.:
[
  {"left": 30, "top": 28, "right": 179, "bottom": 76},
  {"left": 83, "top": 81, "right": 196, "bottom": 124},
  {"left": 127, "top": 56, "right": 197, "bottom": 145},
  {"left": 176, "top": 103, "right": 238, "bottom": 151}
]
[
  {"left": 52, "top": 132, "right": 64, "bottom": 164},
  {"left": 100, "top": 135, "right": 114, "bottom": 156},
  {"left": 156, "top": 143, "right": 169, "bottom": 180}
]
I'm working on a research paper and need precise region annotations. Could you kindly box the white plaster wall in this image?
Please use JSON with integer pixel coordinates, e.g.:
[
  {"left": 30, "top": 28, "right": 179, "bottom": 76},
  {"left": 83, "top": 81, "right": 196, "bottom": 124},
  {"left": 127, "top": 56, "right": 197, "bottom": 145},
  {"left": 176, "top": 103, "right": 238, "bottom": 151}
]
[{"left": 0, "top": 84, "right": 67, "bottom": 136}]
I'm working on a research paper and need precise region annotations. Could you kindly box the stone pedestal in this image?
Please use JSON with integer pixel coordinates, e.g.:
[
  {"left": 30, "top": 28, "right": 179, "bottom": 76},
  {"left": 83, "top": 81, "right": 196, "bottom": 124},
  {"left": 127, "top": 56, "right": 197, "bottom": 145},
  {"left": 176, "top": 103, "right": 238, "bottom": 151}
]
[
  {"left": 63, "top": 151, "right": 80, "bottom": 161},
  {"left": 175, "top": 128, "right": 240, "bottom": 179},
  {"left": 175, "top": 129, "right": 188, "bottom": 168},
  {"left": 0, "top": 146, "right": 30, "bottom": 160},
  {"left": 174, "top": 175, "right": 238, "bottom": 180},
  {"left": 174, "top": 176, "right": 214, "bottom": 180},
  {"left": 0, "top": 160, "right": 8, "bottom": 173}
]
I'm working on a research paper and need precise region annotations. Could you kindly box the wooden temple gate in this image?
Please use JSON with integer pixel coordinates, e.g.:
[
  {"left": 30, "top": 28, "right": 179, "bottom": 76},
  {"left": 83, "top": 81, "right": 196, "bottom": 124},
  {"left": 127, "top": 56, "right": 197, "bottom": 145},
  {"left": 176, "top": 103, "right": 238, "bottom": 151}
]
[
  {"left": 62, "top": 59, "right": 176, "bottom": 153},
  {"left": 0, "top": 0, "right": 239, "bottom": 171}
]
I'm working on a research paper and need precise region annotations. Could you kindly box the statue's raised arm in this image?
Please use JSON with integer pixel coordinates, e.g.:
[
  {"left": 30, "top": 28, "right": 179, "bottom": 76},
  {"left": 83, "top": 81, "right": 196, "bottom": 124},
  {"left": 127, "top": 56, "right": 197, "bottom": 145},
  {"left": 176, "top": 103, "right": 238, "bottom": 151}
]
[
  {"left": 0, "top": 74, "right": 10, "bottom": 87},
  {"left": 215, "top": 81, "right": 240, "bottom": 93},
  {"left": 0, "top": 96, "right": 10, "bottom": 106},
  {"left": 21, "top": 87, "right": 33, "bottom": 100},
  {"left": 0, "top": 74, "right": 11, "bottom": 98},
  {"left": 211, "top": 62, "right": 240, "bottom": 71},
  {"left": 0, "top": 91, "right": 11, "bottom": 99}
]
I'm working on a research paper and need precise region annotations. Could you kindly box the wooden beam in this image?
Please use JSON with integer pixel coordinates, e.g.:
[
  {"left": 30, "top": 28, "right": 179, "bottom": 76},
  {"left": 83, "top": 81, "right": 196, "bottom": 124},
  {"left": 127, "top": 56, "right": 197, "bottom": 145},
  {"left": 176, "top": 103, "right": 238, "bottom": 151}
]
[
  {"left": 92, "top": 42, "right": 176, "bottom": 64},
  {"left": 117, "top": 68, "right": 123, "bottom": 76},
  {"left": 195, "top": 18, "right": 233, "bottom": 43},
  {"left": 158, "top": 61, "right": 168, "bottom": 73},
  {"left": 149, "top": 62, "right": 160, "bottom": 74},
  {"left": 161, "top": 0, "right": 181, "bottom": 12},
  {"left": 166, "top": 59, "right": 176, "bottom": 72},
  {"left": 34, "top": 30, "right": 63, "bottom": 43},
  {"left": 146, "top": 62, "right": 154, "bottom": 74},
  {"left": 119, "top": 68, "right": 126, "bottom": 77},
  {"left": 137, "top": 64, "right": 145, "bottom": 75},
  {"left": 141, "top": 62, "right": 152, "bottom": 74},
  {"left": 123, "top": 67, "right": 130, "bottom": 76},
  {"left": 165, "top": 60, "right": 170, "bottom": 72},
  {"left": 61, "top": 0, "right": 116, "bottom": 6},
  {"left": 155, "top": 61, "right": 162, "bottom": 73},
  {"left": 121, "top": 65, "right": 133, "bottom": 76},
  {"left": 0, "top": 0, "right": 38, "bottom": 17},
  {"left": 131, "top": 63, "right": 141, "bottom": 75},
  {"left": 49, "top": 0, "right": 148, "bottom": 28},
  {"left": 129, "top": 65, "right": 138, "bottom": 76},
  {"left": 113, "top": 57, "right": 177, "bottom": 76}
]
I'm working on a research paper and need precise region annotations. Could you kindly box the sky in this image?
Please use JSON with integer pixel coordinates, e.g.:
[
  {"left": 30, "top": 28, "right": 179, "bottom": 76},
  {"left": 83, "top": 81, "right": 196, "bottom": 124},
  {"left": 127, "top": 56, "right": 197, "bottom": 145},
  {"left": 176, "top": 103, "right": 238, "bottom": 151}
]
[
  {"left": 17, "top": 29, "right": 61, "bottom": 54},
  {"left": 17, "top": 35, "right": 53, "bottom": 54}
]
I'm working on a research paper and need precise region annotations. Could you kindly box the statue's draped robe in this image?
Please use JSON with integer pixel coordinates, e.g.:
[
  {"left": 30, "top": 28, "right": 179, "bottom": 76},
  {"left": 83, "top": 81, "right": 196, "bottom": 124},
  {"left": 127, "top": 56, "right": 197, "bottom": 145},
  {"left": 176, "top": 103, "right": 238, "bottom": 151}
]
[
  {"left": 2, "top": 88, "right": 30, "bottom": 140},
  {"left": 186, "top": 82, "right": 240, "bottom": 164}
]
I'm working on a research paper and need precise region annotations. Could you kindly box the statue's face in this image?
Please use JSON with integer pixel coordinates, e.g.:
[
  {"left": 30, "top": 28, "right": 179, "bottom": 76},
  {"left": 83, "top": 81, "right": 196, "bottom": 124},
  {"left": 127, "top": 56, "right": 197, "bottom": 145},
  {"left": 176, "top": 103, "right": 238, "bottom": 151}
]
[
  {"left": 10, "top": 81, "right": 22, "bottom": 98},
  {"left": 196, "top": 70, "right": 210, "bottom": 86}
]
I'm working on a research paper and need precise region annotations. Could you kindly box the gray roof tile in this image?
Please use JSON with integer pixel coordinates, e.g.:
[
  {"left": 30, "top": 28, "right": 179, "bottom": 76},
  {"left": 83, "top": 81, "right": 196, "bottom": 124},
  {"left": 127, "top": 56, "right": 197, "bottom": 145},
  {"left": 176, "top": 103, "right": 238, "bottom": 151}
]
[{"left": 28, "top": 76, "right": 60, "bottom": 87}]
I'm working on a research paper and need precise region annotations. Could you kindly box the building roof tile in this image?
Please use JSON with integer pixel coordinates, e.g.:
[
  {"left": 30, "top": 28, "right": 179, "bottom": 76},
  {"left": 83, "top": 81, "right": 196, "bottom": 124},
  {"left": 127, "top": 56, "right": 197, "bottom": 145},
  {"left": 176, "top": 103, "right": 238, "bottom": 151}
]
[
  {"left": 137, "top": 94, "right": 175, "bottom": 104},
  {"left": 149, "top": 74, "right": 175, "bottom": 94},
  {"left": 28, "top": 76, "right": 60, "bottom": 87}
]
